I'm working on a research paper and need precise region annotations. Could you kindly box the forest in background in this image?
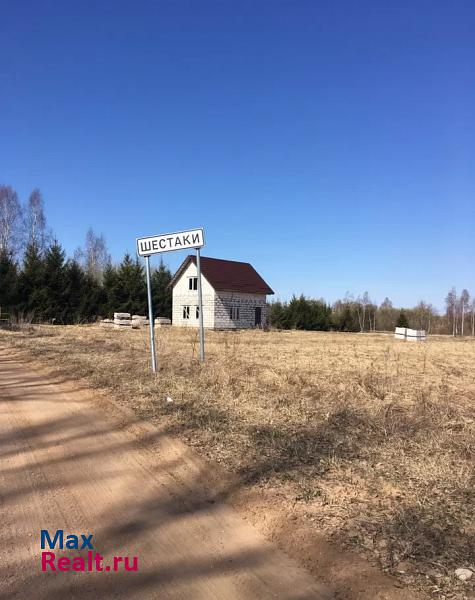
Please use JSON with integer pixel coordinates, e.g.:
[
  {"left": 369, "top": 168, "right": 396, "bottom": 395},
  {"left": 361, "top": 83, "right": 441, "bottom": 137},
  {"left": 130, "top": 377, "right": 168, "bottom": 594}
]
[
  {"left": 0, "top": 185, "right": 172, "bottom": 322},
  {"left": 1, "top": 184, "right": 473, "bottom": 334}
]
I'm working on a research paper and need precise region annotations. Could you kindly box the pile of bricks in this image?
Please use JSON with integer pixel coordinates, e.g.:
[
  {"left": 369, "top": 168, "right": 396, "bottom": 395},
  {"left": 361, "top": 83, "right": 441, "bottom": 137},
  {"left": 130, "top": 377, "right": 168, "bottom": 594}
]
[
  {"left": 114, "top": 312, "right": 132, "bottom": 328},
  {"left": 394, "top": 327, "right": 427, "bottom": 341},
  {"left": 99, "top": 313, "right": 170, "bottom": 329},
  {"left": 131, "top": 315, "right": 149, "bottom": 328}
]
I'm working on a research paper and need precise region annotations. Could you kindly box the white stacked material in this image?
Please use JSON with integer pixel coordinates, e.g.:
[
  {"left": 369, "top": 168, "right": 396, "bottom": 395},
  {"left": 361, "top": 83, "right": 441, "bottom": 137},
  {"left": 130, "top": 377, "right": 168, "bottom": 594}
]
[
  {"left": 114, "top": 312, "right": 131, "bottom": 329},
  {"left": 395, "top": 328, "right": 426, "bottom": 341},
  {"left": 406, "top": 328, "right": 426, "bottom": 342},
  {"left": 155, "top": 317, "right": 171, "bottom": 327},
  {"left": 394, "top": 327, "right": 406, "bottom": 340},
  {"left": 114, "top": 319, "right": 132, "bottom": 328},
  {"left": 132, "top": 319, "right": 149, "bottom": 328},
  {"left": 114, "top": 313, "right": 131, "bottom": 319},
  {"left": 131, "top": 315, "right": 149, "bottom": 328}
]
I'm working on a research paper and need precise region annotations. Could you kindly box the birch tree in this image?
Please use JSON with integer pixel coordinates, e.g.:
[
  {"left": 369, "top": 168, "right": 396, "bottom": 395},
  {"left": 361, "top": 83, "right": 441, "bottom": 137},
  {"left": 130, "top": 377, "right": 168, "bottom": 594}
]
[
  {"left": 74, "top": 228, "right": 111, "bottom": 283},
  {"left": 445, "top": 288, "right": 457, "bottom": 336},
  {"left": 356, "top": 291, "right": 371, "bottom": 332},
  {"left": 460, "top": 289, "right": 470, "bottom": 336},
  {"left": 0, "top": 185, "right": 22, "bottom": 255},
  {"left": 24, "top": 188, "right": 49, "bottom": 250}
]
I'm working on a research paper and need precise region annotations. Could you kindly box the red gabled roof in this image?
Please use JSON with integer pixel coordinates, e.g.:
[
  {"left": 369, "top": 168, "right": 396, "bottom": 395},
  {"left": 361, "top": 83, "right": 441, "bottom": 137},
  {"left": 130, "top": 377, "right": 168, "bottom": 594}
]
[{"left": 171, "top": 256, "right": 274, "bottom": 295}]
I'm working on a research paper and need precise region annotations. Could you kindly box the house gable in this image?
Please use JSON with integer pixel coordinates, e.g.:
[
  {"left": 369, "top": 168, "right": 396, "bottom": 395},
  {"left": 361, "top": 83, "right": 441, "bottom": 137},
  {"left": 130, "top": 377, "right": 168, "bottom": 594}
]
[{"left": 172, "top": 261, "right": 215, "bottom": 328}]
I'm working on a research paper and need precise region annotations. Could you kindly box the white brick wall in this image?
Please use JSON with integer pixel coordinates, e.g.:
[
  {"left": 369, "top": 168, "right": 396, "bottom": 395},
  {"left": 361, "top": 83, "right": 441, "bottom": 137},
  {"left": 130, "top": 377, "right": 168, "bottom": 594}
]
[
  {"left": 214, "top": 291, "right": 267, "bottom": 329},
  {"left": 172, "top": 262, "right": 216, "bottom": 328}
]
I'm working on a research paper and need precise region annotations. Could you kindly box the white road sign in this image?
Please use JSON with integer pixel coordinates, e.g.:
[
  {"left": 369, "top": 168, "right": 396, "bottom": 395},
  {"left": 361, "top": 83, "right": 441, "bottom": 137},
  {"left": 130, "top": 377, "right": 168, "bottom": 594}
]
[{"left": 137, "top": 228, "right": 205, "bottom": 257}]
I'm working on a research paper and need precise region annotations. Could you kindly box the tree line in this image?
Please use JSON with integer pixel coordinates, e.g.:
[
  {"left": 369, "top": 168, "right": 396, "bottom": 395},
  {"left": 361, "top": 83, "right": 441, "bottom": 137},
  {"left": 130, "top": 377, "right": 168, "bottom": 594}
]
[
  {"left": 0, "top": 185, "right": 172, "bottom": 323},
  {"left": 269, "top": 290, "right": 475, "bottom": 335},
  {"left": 1, "top": 184, "right": 473, "bottom": 333}
]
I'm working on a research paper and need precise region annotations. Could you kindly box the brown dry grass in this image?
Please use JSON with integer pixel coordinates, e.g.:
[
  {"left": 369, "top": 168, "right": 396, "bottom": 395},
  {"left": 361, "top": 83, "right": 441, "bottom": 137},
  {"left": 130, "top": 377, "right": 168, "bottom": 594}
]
[{"left": 1, "top": 325, "right": 474, "bottom": 598}]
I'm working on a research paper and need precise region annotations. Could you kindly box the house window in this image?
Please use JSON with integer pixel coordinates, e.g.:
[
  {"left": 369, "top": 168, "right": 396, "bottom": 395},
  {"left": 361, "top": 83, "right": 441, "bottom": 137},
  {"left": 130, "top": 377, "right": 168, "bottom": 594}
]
[
  {"left": 229, "top": 306, "right": 240, "bottom": 320},
  {"left": 195, "top": 306, "right": 200, "bottom": 319},
  {"left": 188, "top": 277, "right": 198, "bottom": 290},
  {"left": 183, "top": 306, "right": 190, "bottom": 319}
]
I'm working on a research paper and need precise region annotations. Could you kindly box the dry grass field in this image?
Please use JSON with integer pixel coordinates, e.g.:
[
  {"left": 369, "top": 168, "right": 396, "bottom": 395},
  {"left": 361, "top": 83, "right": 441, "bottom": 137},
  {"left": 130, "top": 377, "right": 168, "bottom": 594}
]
[{"left": 1, "top": 325, "right": 474, "bottom": 598}]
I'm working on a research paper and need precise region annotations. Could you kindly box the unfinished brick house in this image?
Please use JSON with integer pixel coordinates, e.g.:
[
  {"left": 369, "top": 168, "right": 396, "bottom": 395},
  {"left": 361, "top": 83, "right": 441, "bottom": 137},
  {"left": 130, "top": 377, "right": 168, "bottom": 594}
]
[{"left": 170, "top": 256, "right": 274, "bottom": 329}]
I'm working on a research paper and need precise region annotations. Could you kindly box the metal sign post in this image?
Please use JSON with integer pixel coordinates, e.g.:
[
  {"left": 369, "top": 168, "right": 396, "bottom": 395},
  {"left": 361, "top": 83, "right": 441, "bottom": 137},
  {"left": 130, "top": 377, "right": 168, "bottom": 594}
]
[
  {"left": 196, "top": 248, "right": 205, "bottom": 362},
  {"left": 136, "top": 227, "right": 205, "bottom": 372},
  {"left": 144, "top": 255, "right": 157, "bottom": 373}
]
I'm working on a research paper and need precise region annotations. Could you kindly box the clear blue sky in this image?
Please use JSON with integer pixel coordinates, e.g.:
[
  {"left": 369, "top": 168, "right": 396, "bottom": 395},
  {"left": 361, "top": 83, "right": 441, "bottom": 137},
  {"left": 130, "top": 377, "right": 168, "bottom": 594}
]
[{"left": 1, "top": 1, "right": 474, "bottom": 309}]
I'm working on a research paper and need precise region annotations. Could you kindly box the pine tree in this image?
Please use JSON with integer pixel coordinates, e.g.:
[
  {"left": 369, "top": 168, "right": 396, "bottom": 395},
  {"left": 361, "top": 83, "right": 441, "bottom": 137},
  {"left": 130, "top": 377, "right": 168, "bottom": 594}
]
[
  {"left": 334, "top": 304, "right": 358, "bottom": 332},
  {"left": 0, "top": 249, "right": 19, "bottom": 313},
  {"left": 277, "top": 295, "right": 332, "bottom": 331},
  {"left": 268, "top": 301, "right": 286, "bottom": 329},
  {"left": 63, "top": 260, "right": 86, "bottom": 323},
  {"left": 396, "top": 310, "right": 409, "bottom": 328},
  {"left": 61, "top": 260, "right": 105, "bottom": 323},
  {"left": 18, "top": 242, "right": 46, "bottom": 319},
  {"left": 42, "top": 241, "right": 67, "bottom": 323},
  {"left": 79, "top": 271, "right": 105, "bottom": 322},
  {"left": 151, "top": 261, "right": 172, "bottom": 319},
  {"left": 102, "top": 263, "right": 119, "bottom": 317},
  {"left": 114, "top": 253, "right": 147, "bottom": 315}
]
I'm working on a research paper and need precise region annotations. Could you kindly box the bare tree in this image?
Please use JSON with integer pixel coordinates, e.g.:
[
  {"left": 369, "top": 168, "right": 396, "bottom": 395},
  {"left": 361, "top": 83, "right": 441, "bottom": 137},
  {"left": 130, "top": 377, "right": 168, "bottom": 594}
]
[
  {"left": 24, "top": 188, "right": 50, "bottom": 250},
  {"left": 425, "top": 303, "right": 436, "bottom": 334},
  {"left": 356, "top": 291, "right": 370, "bottom": 332},
  {"left": 75, "top": 228, "right": 111, "bottom": 283},
  {"left": 367, "top": 302, "right": 377, "bottom": 331},
  {"left": 414, "top": 301, "right": 436, "bottom": 333},
  {"left": 0, "top": 185, "right": 22, "bottom": 255},
  {"left": 471, "top": 299, "right": 475, "bottom": 337},
  {"left": 355, "top": 299, "right": 364, "bottom": 332},
  {"left": 445, "top": 287, "right": 457, "bottom": 336},
  {"left": 378, "top": 297, "right": 396, "bottom": 331},
  {"left": 460, "top": 289, "right": 470, "bottom": 336}
]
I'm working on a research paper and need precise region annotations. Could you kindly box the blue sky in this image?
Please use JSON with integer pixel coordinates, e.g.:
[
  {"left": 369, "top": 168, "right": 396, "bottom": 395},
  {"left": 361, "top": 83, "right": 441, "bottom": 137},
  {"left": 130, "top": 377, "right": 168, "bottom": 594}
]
[{"left": 1, "top": 1, "right": 474, "bottom": 309}]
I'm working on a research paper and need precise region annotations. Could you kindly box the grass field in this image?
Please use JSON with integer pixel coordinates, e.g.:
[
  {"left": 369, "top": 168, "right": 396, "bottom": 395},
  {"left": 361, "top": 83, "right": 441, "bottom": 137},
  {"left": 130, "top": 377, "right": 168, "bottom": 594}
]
[{"left": 1, "top": 325, "right": 474, "bottom": 598}]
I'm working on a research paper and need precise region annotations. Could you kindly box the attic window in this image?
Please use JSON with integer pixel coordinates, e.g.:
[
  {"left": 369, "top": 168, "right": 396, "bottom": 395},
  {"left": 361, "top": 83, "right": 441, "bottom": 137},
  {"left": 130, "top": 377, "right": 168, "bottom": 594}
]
[{"left": 188, "top": 277, "right": 198, "bottom": 291}]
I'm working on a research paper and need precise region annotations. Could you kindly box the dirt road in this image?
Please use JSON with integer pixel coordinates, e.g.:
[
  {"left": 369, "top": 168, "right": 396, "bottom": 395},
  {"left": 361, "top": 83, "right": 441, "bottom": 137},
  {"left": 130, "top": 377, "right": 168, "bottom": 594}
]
[{"left": 0, "top": 347, "right": 331, "bottom": 600}]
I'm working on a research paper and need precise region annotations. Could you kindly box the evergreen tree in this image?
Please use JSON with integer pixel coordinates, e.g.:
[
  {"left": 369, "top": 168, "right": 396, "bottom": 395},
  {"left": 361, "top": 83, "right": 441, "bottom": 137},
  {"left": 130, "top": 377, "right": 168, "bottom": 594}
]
[
  {"left": 269, "top": 295, "right": 332, "bottom": 331},
  {"left": 0, "top": 249, "right": 19, "bottom": 313},
  {"left": 57, "top": 260, "right": 104, "bottom": 324},
  {"left": 77, "top": 269, "right": 105, "bottom": 322},
  {"left": 42, "top": 241, "right": 67, "bottom": 322},
  {"left": 62, "top": 260, "right": 86, "bottom": 323},
  {"left": 332, "top": 304, "right": 358, "bottom": 331},
  {"left": 268, "top": 300, "right": 286, "bottom": 329},
  {"left": 102, "top": 263, "right": 119, "bottom": 317},
  {"left": 151, "top": 261, "right": 172, "bottom": 319},
  {"left": 396, "top": 310, "right": 409, "bottom": 328},
  {"left": 18, "top": 242, "right": 47, "bottom": 319},
  {"left": 114, "top": 253, "right": 147, "bottom": 315}
]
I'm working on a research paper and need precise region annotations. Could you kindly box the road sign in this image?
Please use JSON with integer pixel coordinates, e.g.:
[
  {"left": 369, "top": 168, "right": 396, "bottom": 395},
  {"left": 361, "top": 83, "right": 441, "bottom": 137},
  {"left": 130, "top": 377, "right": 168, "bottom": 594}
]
[
  {"left": 137, "top": 228, "right": 204, "bottom": 257},
  {"left": 136, "top": 227, "right": 206, "bottom": 372}
]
